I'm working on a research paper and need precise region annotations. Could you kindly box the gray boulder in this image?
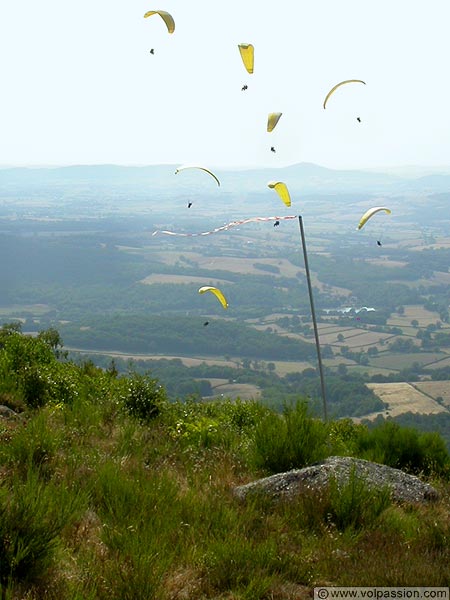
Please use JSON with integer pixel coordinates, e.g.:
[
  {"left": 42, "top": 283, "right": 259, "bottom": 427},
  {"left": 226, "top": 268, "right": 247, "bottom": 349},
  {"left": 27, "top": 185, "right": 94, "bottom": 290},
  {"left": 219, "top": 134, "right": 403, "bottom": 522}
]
[
  {"left": 0, "top": 405, "right": 19, "bottom": 420},
  {"left": 233, "top": 456, "right": 439, "bottom": 504}
]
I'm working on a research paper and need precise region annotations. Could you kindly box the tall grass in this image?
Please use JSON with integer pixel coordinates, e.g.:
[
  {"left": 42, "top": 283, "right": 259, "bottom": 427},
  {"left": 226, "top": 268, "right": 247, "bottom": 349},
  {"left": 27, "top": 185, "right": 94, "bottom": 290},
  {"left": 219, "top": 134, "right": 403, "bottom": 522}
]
[
  {"left": 0, "top": 331, "right": 448, "bottom": 597},
  {"left": 0, "top": 469, "right": 87, "bottom": 590},
  {"left": 1, "top": 404, "right": 449, "bottom": 598},
  {"left": 0, "top": 410, "right": 63, "bottom": 480}
]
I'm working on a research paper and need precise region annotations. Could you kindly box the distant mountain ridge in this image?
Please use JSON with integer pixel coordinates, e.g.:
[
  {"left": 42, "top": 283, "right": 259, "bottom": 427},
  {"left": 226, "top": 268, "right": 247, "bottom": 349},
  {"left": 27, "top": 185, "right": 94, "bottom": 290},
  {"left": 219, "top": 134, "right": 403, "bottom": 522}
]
[{"left": 1, "top": 162, "right": 450, "bottom": 195}]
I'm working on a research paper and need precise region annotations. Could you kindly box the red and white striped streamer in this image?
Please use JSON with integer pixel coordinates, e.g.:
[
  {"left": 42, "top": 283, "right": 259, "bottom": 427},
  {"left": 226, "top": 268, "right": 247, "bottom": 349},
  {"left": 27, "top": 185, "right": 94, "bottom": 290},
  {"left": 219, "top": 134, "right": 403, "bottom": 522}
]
[{"left": 152, "top": 215, "right": 298, "bottom": 237}]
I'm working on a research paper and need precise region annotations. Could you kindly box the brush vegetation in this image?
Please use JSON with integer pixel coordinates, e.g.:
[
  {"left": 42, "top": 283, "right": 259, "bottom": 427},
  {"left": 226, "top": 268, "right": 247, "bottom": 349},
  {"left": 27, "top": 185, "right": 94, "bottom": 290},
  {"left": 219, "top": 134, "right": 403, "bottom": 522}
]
[{"left": 0, "top": 325, "right": 449, "bottom": 599}]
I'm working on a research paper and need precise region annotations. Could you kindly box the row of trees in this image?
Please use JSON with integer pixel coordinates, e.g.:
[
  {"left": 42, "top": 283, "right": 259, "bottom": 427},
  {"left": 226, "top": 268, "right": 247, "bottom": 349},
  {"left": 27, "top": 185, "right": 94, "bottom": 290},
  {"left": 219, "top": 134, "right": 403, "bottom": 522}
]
[{"left": 60, "top": 315, "right": 317, "bottom": 361}]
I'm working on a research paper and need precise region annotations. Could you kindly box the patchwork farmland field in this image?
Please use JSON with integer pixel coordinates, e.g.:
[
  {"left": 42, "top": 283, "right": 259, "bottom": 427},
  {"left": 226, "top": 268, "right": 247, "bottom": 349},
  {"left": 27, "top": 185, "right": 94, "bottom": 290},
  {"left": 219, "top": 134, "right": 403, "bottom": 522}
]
[
  {"left": 140, "top": 274, "right": 232, "bottom": 285},
  {"left": 203, "top": 380, "right": 261, "bottom": 400},
  {"left": 357, "top": 382, "right": 449, "bottom": 421},
  {"left": 319, "top": 329, "right": 393, "bottom": 348},
  {"left": 369, "top": 351, "right": 447, "bottom": 371},
  {"left": 67, "top": 348, "right": 240, "bottom": 369},
  {"left": 412, "top": 381, "right": 450, "bottom": 407},
  {"left": 387, "top": 305, "right": 446, "bottom": 327},
  {"left": 424, "top": 356, "right": 450, "bottom": 370},
  {"left": 346, "top": 365, "right": 399, "bottom": 376}
]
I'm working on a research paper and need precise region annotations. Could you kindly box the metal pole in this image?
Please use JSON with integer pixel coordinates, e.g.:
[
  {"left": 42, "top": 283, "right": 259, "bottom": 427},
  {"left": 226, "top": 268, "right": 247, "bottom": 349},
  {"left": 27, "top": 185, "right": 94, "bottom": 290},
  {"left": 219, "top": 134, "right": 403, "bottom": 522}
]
[{"left": 298, "top": 215, "right": 328, "bottom": 421}]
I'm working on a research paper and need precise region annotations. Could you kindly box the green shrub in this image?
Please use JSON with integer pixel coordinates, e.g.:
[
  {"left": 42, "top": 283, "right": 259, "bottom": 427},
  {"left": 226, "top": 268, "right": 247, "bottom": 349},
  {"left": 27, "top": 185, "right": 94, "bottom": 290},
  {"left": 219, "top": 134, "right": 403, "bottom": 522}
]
[
  {"left": 327, "top": 469, "right": 392, "bottom": 531},
  {"left": 251, "top": 400, "right": 328, "bottom": 473},
  {"left": 219, "top": 398, "right": 266, "bottom": 430},
  {"left": 19, "top": 364, "right": 52, "bottom": 408},
  {"left": 327, "top": 418, "right": 365, "bottom": 455},
  {"left": 175, "top": 415, "right": 221, "bottom": 449},
  {"left": 0, "top": 334, "right": 81, "bottom": 409},
  {"left": 49, "top": 362, "right": 81, "bottom": 405},
  {"left": 2, "top": 334, "right": 54, "bottom": 373},
  {"left": 162, "top": 398, "right": 266, "bottom": 453},
  {"left": 355, "top": 421, "right": 450, "bottom": 476},
  {"left": 18, "top": 362, "right": 81, "bottom": 409},
  {"left": 120, "top": 373, "right": 167, "bottom": 422},
  {"left": 418, "top": 432, "right": 450, "bottom": 477},
  {"left": 0, "top": 354, "right": 21, "bottom": 407}
]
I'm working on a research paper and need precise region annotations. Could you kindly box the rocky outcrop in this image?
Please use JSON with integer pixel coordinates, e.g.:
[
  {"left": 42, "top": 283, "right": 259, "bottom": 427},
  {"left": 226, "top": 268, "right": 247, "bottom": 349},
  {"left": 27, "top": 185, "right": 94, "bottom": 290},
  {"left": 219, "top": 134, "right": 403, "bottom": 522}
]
[
  {"left": 233, "top": 456, "right": 439, "bottom": 504},
  {"left": 0, "top": 405, "right": 20, "bottom": 420}
]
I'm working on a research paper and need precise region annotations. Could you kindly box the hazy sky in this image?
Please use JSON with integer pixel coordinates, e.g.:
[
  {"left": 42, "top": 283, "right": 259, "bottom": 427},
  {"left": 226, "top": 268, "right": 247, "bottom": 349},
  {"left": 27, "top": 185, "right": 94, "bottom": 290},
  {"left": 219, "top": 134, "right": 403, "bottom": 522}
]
[{"left": 1, "top": 0, "right": 450, "bottom": 169}]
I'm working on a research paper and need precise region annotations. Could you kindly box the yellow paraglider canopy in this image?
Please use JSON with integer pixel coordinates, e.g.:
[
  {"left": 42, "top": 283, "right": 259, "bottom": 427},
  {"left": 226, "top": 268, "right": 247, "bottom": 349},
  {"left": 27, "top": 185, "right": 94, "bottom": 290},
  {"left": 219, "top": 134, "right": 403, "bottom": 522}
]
[
  {"left": 238, "top": 44, "right": 254, "bottom": 74},
  {"left": 268, "top": 181, "right": 291, "bottom": 207},
  {"left": 175, "top": 165, "right": 220, "bottom": 187},
  {"left": 267, "top": 112, "right": 282, "bottom": 132},
  {"left": 323, "top": 79, "right": 366, "bottom": 109},
  {"left": 143, "top": 10, "right": 175, "bottom": 34},
  {"left": 198, "top": 286, "right": 228, "bottom": 309},
  {"left": 357, "top": 206, "right": 391, "bottom": 230}
]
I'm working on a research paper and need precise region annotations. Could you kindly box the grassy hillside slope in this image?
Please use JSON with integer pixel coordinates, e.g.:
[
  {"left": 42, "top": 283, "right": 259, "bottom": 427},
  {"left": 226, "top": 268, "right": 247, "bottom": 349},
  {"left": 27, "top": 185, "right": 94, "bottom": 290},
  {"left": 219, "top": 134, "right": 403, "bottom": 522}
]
[{"left": 0, "top": 328, "right": 449, "bottom": 598}]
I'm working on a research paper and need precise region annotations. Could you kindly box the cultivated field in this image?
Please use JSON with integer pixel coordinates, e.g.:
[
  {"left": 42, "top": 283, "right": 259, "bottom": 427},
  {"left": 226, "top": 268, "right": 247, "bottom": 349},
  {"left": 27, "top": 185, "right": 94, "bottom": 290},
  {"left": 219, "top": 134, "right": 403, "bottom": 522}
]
[
  {"left": 369, "top": 351, "right": 447, "bottom": 371},
  {"left": 151, "top": 250, "right": 352, "bottom": 295},
  {"left": 410, "top": 239, "right": 450, "bottom": 251},
  {"left": 358, "top": 382, "right": 449, "bottom": 422},
  {"left": 67, "top": 348, "right": 239, "bottom": 368},
  {"left": 319, "top": 328, "right": 392, "bottom": 348},
  {"left": 250, "top": 324, "right": 291, "bottom": 334},
  {"left": 203, "top": 380, "right": 261, "bottom": 400},
  {"left": 0, "top": 304, "right": 50, "bottom": 316},
  {"left": 323, "top": 357, "right": 356, "bottom": 367},
  {"left": 317, "top": 324, "right": 355, "bottom": 334},
  {"left": 68, "top": 347, "right": 311, "bottom": 377},
  {"left": 412, "top": 381, "right": 450, "bottom": 408},
  {"left": 268, "top": 360, "right": 313, "bottom": 375},
  {"left": 346, "top": 365, "right": 399, "bottom": 376},
  {"left": 140, "top": 274, "right": 232, "bottom": 285},
  {"left": 365, "top": 258, "right": 408, "bottom": 268},
  {"left": 424, "top": 356, "right": 450, "bottom": 370},
  {"left": 158, "top": 253, "right": 284, "bottom": 276},
  {"left": 387, "top": 305, "right": 444, "bottom": 327}
]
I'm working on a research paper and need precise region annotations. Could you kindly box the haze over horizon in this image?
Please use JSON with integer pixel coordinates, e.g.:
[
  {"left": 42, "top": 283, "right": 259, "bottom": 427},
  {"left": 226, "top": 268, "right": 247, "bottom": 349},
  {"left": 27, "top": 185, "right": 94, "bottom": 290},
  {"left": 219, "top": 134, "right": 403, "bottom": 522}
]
[{"left": 3, "top": 161, "right": 450, "bottom": 177}]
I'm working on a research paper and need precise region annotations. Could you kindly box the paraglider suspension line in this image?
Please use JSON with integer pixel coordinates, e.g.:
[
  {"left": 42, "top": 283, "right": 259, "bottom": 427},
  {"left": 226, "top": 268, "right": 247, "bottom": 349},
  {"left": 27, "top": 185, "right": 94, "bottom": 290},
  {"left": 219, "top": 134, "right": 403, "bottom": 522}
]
[{"left": 298, "top": 216, "right": 328, "bottom": 421}]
